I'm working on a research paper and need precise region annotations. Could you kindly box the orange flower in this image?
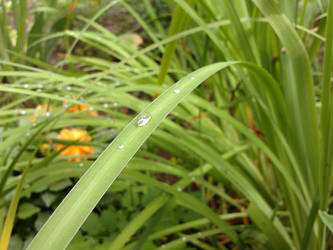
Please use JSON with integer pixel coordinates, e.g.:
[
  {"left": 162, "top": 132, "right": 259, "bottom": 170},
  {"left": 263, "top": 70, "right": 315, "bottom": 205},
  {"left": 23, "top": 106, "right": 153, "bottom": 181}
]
[
  {"left": 29, "top": 105, "right": 55, "bottom": 122},
  {"left": 56, "top": 128, "right": 94, "bottom": 162},
  {"left": 66, "top": 103, "right": 98, "bottom": 116}
]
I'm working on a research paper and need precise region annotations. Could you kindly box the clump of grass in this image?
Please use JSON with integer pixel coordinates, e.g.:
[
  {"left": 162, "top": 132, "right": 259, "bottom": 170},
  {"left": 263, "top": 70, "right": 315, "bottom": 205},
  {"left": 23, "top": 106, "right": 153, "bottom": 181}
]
[{"left": 0, "top": 0, "right": 332, "bottom": 249}]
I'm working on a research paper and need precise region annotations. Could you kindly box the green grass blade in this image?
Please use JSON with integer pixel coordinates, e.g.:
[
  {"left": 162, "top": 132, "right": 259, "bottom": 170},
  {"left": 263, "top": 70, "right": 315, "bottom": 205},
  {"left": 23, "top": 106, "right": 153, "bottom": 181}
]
[
  {"left": 0, "top": 151, "right": 34, "bottom": 250},
  {"left": 248, "top": 203, "right": 292, "bottom": 250},
  {"left": 27, "top": 62, "right": 237, "bottom": 250},
  {"left": 300, "top": 195, "right": 320, "bottom": 250},
  {"left": 157, "top": 0, "right": 193, "bottom": 85},
  {"left": 320, "top": 0, "right": 333, "bottom": 208},
  {"left": 253, "top": 0, "right": 319, "bottom": 200},
  {"left": 108, "top": 196, "right": 168, "bottom": 250}
]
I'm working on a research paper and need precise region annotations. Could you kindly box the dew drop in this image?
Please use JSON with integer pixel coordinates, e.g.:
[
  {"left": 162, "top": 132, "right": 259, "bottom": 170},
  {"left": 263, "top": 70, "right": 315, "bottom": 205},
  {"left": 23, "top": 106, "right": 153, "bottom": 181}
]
[
  {"left": 115, "top": 81, "right": 120, "bottom": 86},
  {"left": 103, "top": 103, "right": 109, "bottom": 108},
  {"left": 191, "top": 77, "right": 195, "bottom": 80},
  {"left": 136, "top": 113, "right": 152, "bottom": 127},
  {"left": 119, "top": 144, "right": 125, "bottom": 149},
  {"left": 79, "top": 163, "right": 84, "bottom": 167},
  {"left": 45, "top": 112, "right": 51, "bottom": 117},
  {"left": 113, "top": 102, "right": 118, "bottom": 107},
  {"left": 66, "top": 86, "right": 72, "bottom": 91},
  {"left": 20, "top": 110, "right": 27, "bottom": 115},
  {"left": 173, "top": 89, "right": 180, "bottom": 94},
  {"left": 177, "top": 187, "right": 182, "bottom": 192},
  {"left": 24, "top": 84, "right": 29, "bottom": 89},
  {"left": 182, "top": 236, "right": 187, "bottom": 242},
  {"left": 89, "top": 107, "right": 94, "bottom": 111}
]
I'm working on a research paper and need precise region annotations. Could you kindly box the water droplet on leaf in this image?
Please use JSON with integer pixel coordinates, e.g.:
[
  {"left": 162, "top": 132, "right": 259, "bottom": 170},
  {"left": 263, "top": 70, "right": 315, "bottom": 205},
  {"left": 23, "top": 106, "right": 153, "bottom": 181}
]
[
  {"left": 119, "top": 144, "right": 125, "bottom": 149},
  {"left": 136, "top": 113, "right": 151, "bottom": 127},
  {"left": 173, "top": 89, "right": 180, "bottom": 94}
]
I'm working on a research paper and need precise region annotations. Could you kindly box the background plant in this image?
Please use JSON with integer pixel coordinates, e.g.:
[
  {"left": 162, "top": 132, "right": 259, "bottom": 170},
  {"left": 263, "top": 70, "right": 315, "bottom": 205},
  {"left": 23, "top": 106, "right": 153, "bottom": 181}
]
[{"left": 0, "top": 0, "right": 332, "bottom": 249}]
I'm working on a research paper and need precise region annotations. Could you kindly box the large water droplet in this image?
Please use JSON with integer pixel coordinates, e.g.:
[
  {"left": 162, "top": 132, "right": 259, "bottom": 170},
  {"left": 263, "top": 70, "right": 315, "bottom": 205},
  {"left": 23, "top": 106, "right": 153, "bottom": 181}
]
[
  {"left": 119, "top": 144, "right": 125, "bottom": 149},
  {"left": 136, "top": 113, "right": 152, "bottom": 127},
  {"left": 173, "top": 89, "right": 180, "bottom": 94}
]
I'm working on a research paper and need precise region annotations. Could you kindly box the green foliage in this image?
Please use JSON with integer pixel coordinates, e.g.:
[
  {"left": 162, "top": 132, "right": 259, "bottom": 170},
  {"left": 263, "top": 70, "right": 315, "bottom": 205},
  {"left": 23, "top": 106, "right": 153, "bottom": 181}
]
[{"left": 0, "top": 0, "right": 332, "bottom": 249}]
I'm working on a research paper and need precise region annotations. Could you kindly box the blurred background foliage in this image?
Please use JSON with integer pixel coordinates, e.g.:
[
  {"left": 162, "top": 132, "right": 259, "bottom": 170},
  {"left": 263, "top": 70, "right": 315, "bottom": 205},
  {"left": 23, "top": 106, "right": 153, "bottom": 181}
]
[{"left": 0, "top": 0, "right": 332, "bottom": 249}]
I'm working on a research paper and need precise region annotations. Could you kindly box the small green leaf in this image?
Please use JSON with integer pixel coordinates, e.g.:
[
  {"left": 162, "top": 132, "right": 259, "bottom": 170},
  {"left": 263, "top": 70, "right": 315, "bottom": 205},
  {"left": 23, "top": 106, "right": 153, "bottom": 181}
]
[
  {"left": 17, "top": 203, "right": 40, "bottom": 220},
  {"left": 319, "top": 211, "right": 333, "bottom": 232},
  {"left": 41, "top": 192, "right": 57, "bottom": 208},
  {"left": 100, "top": 209, "right": 118, "bottom": 233},
  {"left": 8, "top": 234, "right": 23, "bottom": 250},
  {"left": 34, "top": 212, "right": 51, "bottom": 231},
  {"left": 81, "top": 212, "right": 106, "bottom": 236}
]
